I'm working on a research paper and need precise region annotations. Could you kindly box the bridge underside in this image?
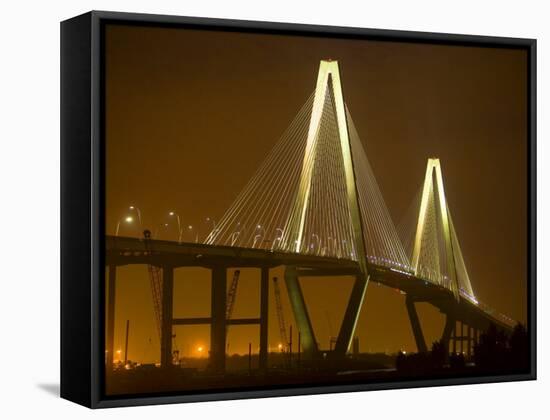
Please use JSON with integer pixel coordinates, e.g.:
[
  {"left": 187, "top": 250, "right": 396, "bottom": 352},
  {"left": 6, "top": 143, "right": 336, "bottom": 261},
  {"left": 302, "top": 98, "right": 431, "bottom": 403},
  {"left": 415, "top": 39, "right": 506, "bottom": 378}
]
[{"left": 105, "top": 236, "right": 512, "bottom": 370}]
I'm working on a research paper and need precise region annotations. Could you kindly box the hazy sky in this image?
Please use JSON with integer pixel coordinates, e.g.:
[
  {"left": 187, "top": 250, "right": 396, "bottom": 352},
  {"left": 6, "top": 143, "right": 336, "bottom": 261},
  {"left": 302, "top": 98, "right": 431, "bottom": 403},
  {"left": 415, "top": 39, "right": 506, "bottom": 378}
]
[{"left": 105, "top": 23, "right": 527, "bottom": 362}]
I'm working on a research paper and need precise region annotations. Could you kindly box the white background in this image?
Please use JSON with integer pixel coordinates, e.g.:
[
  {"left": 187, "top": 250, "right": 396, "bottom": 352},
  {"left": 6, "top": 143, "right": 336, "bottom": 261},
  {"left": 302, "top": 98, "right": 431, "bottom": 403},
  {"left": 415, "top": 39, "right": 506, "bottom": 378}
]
[{"left": 0, "top": 0, "right": 547, "bottom": 418}]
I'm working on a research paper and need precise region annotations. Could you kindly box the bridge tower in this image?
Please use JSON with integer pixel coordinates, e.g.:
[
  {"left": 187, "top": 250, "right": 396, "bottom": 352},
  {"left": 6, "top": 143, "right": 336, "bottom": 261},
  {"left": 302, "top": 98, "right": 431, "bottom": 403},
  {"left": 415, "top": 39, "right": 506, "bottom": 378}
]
[
  {"left": 408, "top": 158, "right": 477, "bottom": 354},
  {"left": 283, "top": 60, "right": 370, "bottom": 358},
  {"left": 411, "top": 158, "right": 459, "bottom": 299}
]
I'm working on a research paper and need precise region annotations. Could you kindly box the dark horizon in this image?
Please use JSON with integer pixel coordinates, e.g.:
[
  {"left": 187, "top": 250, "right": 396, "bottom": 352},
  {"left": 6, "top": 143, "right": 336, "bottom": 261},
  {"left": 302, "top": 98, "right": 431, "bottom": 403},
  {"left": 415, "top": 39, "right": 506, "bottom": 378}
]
[{"left": 105, "top": 23, "right": 527, "bottom": 364}]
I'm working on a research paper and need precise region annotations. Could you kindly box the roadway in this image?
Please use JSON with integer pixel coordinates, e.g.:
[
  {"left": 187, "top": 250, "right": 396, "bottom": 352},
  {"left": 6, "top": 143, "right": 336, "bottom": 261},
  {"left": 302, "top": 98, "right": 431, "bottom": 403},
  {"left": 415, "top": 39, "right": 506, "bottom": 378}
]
[{"left": 106, "top": 235, "right": 514, "bottom": 334}]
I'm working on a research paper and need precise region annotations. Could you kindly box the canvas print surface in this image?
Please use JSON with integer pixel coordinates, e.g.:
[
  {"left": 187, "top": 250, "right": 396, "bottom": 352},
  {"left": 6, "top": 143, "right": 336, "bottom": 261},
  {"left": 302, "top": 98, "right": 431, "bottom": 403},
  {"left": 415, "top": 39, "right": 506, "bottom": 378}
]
[{"left": 104, "top": 23, "right": 529, "bottom": 397}]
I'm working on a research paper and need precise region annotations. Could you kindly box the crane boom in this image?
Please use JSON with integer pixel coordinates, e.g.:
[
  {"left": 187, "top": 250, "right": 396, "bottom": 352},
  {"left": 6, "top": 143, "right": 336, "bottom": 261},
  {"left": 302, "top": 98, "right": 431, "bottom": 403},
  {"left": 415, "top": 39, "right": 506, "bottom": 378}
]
[
  {"left": 273, "top": 277, "right": 289, "bottom": 349},
  {"left": 225, "top": 270, "right": 241, "bottom": 321},
  {"left": 143, "top": 230, "right": 162, "bottom": 340}
]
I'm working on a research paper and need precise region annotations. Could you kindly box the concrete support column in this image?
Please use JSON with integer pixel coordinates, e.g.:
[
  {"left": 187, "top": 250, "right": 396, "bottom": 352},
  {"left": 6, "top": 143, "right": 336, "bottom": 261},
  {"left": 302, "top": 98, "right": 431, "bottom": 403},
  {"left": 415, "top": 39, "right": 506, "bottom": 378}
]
[
  {"left": 160, "top": 265, "right": 174, "bottom": 368},
  {"left": 467, "top": 325, "right": 472, "bottom": 358},
  {"left": 452, "top": 321, "right": 457, "bottom": 354},
  {"left": 106, "top": 264, "right": 117, "bottom": 369},
  {"left": 460, "top": 321, "right": 464, "bottom": 355},
  {"left": 473, "top": 328, "right": 479, "bottom": 357},
  {"left": 334, "top": 273, "right": 368, "bottom": 356},
  {"left": 405, "top": 297, "right": 428, "bottom": 353},
  {"left": 441, "top": 313, "right": 455, "bottom": 356},
  {"left": 285, "top": 266, "right": 318, "bottom": 358},
  {"left": 210, "top": 266, "right": 227, "bottom": 372},
  {"left": 259, "top": 267, "right": 269, "bottom": 371}
]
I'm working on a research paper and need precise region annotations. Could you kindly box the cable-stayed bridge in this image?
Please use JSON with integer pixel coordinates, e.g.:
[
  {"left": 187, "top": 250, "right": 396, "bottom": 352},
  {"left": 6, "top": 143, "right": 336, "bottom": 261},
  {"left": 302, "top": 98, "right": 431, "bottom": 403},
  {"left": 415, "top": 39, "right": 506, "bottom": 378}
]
[{"left": 105, "top": 60, "right": 516, "bottom": 372}]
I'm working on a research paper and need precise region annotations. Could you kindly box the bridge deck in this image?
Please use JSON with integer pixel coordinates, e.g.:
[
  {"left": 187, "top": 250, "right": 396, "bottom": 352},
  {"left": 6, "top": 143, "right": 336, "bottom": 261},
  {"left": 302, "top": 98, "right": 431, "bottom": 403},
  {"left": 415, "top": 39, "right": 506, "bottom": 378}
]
[
  {"left": 106, "top": 235, "right": 358, "bottom": 270},
  {"left": 105, "top": 236, "right": 514, "bottom": 332}
]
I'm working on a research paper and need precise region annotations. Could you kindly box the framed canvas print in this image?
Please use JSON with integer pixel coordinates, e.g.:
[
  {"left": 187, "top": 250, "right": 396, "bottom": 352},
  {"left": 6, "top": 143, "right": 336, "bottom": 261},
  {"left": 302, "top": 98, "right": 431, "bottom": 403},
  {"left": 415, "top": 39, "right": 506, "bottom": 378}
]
[{"left": 60, "top": 11, "right": 536, "bottom": 408}]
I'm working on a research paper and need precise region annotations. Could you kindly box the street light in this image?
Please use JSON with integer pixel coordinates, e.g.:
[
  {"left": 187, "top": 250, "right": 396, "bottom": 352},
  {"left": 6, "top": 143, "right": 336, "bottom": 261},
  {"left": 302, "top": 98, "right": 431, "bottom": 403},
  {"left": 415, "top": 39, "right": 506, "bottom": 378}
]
[
  {"left": 205, "top": 217, "right": 216, "bottom": 231},
  {"left": 203, "top": 217, "right": 217, "bottom": 243},
  {"left": 312, "top": 233, "right": 320, "bottom": 255},
  {"left": 168, "top": 211, "right": 182, "bottom": 243},
  {"left": 230, "top": 222, "right": 243, "bottom": 246},
  {"left": 128, "top": 206, "right": 143, "bottom": 230},
  {"left": 252, "top": 235, "right": 261, "bottom": 248},
  {"left": 187, "top": 225, "right": 198, "bottom": 243},
  {"left": 154, "top": 223, "right": 169, "bottom": 239},
  {"left": 252, "top": 224, "right": 265, "bottom": 249},
  {"left": 271, "top": 228, "right": 284, "bottom": 251},
  {"left": 115, "top": 216, "right": 134, "bottom": 236},
  {"left": 342, "top": 239, "right": 349, "bottom": 258}
]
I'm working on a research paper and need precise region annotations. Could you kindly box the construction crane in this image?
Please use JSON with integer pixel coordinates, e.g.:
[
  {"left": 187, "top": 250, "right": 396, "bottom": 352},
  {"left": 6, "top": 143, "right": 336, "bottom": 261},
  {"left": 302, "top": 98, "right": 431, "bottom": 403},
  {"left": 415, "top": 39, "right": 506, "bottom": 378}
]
[
  {"left": 225, "top": 270, "right": 241, "bottom": 354},
  {"left": 273, "top": 277, "right": 289, "bottom": 351},
  {"left": 225, "top": 270, "right": 240, "bottom": 326},
  {"left": 143, "top": 230, "right": 162, "bottom": 340}
]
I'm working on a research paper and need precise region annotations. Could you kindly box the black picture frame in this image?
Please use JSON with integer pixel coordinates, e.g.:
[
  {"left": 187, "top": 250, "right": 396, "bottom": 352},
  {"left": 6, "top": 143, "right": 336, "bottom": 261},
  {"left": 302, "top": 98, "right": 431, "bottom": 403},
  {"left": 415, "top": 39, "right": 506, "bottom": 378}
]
[{"left": 60, "top": 10, "right": 537, "bottom": 408}]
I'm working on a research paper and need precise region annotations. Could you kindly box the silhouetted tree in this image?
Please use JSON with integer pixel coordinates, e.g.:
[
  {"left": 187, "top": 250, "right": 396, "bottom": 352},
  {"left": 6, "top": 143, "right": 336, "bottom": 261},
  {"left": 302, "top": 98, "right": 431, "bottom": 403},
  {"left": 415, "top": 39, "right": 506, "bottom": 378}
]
[
  {"left": 395, "top": 351, "right": 407, "bottom": 371},
  {"left": 449, "top": 352, "right": 465, "bottom": 369},
  {"left": 474, "top": 323, "right": 511, "bottom": 371},
  {"left": 509, "top": 323, "right": 529, "bottom": 371},
  {"left": 396, "top": 346, "right": 447, "bottom": 374}
]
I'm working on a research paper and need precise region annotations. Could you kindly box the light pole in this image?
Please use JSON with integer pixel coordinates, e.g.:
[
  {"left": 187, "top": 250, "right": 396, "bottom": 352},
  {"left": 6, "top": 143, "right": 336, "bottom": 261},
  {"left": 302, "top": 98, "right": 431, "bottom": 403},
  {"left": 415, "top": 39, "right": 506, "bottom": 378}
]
[
  {"left": 252, "top": 224, "right": 265, "bottom": 248},
  {"left": 187, "top": 225, "right": 198, "bottom": 243},
  {"left": 204, "top": 217, "right": 216, "bottom": 243},
  {"left": 312, "top": 233, "right": 320, "bottom": 255},
  {"left": 342, "top": 239, "right": 349, "bottom": 258},
  {"left": 230, "top": 222, "right": 242, "bottom": 246},
  {"left": 352, "top": 242, "right": 358, "bottom": 260},
  {"left": 115, "top": 216, "right": 134, "bottom": 236},
  {"left": 271, "top": 228, "right": 284, "bottom": 251},
  {"left": 169, "top": 211, "right": 182, "bottom": 243},
  {"left": 154, "top": 223, "right": 169, "bottom": 239},
  {"left": 205, "top": 217, "right": 216, "bottom": 231},
  {"left": 128, "top": 206, "right": 143, "bottom": 230}
]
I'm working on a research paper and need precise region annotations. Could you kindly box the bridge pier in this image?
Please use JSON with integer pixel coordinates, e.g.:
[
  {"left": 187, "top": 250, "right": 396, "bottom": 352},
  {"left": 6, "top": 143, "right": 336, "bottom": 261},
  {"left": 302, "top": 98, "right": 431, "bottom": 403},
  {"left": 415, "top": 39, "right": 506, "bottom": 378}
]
[
  {"left": 452, "top": 321, "right": 458, "bottom": 354},
  {"left": 210, "top": 266, "right": 227, "bottom": 373},
  {"left": 439, "top": 311, "right": 487, "bottom": 358},
  {"left": 284, "top": 266, "right": 318, "bottom": 358},
  {"left": 466, "top": 325, "right": 472, "bottom": 359},
  {"left": 106, "top": 264, "right": 117, "bottom": 368},
  {"left": 285, "top": 266, "right": 367, "bottom": 358},
  {"left": 462, "top": 321, "right": 466, "bottom": 354},
  {"left": 259, "top": 267, "right": 269, "bottom": 371},
  {"left": 405, "top": 297, "right": 427, "bottom": 353},
  {"left": 334, "top": 274, "right": 369, "bottom": 356},
  {"left": 441, "top": 312, "right": 455, "bottom": 356},
  {"left": 160, "top": 265, "right": 174, "bottom": 368}
]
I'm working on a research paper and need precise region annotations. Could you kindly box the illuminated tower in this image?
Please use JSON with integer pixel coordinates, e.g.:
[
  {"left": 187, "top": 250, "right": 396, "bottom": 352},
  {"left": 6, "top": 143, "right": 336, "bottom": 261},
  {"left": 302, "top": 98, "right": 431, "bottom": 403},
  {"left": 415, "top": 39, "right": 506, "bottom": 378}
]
[{"left": 283, "top": 60, "right": 370, "bottom": 357}]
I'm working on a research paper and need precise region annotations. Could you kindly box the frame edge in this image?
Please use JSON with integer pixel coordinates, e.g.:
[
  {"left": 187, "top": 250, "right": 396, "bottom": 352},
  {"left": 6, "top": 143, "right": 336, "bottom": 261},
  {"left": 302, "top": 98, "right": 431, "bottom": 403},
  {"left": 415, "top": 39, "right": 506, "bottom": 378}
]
[{"left": 60, "top": 11, "right": 94, "bottom": 408}]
